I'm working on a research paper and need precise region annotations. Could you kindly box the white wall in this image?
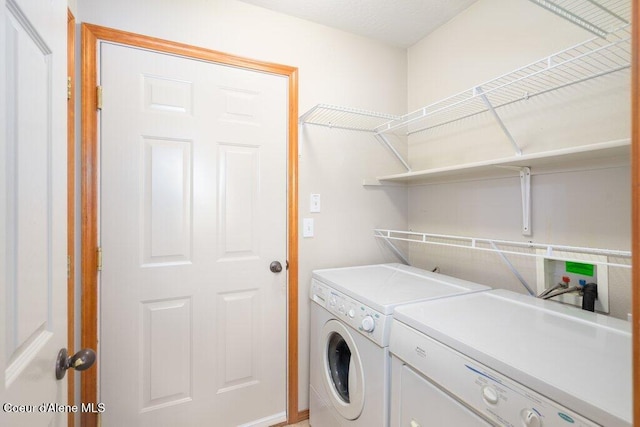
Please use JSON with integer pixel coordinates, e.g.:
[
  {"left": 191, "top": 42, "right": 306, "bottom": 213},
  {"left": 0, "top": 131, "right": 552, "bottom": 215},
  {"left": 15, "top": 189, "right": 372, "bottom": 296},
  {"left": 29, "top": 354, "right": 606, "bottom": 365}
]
[
  {"left": 76, "top": 0, "right": 408, "bottom": 413},
  {"left": 406, "top": 0, "right": 631, "bottom": 319},
  {"left": 67, "top": 0, "right": 77, "bottom": 15},
  {"left": 75, "top": 0, "right": 632, "bottom": 416}
]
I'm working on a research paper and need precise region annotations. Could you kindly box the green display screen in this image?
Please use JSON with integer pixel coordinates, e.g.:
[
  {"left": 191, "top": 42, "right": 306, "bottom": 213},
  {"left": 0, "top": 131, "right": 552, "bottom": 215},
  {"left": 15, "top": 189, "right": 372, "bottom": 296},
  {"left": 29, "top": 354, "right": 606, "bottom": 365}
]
[{"left": 565, "top": 261, "right": 594, "bottom": 277}]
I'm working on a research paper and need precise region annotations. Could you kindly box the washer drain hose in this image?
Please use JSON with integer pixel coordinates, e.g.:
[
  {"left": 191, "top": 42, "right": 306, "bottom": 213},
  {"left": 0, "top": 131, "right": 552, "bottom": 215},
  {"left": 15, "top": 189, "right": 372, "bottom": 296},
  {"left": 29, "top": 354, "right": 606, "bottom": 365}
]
[{"left": 581, "top": 283, "right": 598, "bottom": 312}]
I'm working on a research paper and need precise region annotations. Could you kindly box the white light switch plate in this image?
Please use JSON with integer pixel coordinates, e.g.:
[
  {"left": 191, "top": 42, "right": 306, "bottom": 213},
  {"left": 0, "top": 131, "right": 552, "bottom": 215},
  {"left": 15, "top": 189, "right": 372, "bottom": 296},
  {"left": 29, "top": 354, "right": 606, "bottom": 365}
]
[
  {"left": 303, "top": 218, "right": 314, "bottom": 237},
  {"left": 310, "top": 194, "right": 321, "bottom": 213}
]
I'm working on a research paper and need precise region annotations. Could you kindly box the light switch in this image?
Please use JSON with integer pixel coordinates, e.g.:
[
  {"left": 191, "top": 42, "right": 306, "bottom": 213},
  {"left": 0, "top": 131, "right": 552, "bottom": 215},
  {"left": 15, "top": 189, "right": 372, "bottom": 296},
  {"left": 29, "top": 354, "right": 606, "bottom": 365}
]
[
  {"left": 303, "top": 218, "right": 314, "bottom": 237},
  {"left": 310, "top": 194, "right": 321, "bottom": 213}
]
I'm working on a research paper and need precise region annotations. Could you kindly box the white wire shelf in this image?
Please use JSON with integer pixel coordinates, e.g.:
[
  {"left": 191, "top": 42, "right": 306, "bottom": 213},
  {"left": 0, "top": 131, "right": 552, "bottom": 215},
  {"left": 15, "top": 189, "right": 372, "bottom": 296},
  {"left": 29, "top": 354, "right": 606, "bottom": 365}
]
[
  {"left": 298, "top": 103, "right": 400, "bottom": 132},
  {"left": 528, "top": 0, "right": 630, "bottom": 37},
  {"left": 374, "top": 229, "right": 632, "bottom": 269},
  {"left": 376, "top": 26, "right": 630, "bottom": 136},
  {"left": 299, "top": 27, "right": 630, "bottom": 140}
]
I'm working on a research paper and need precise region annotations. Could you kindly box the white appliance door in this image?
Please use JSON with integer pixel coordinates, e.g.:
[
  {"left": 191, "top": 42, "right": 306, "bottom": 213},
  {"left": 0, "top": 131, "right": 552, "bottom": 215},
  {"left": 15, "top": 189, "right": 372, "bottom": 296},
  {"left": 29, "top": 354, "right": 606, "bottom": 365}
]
[
  {"left": 99, "top": 42, "right": 288, "bottom": 426},
  {"left": 398, "top": 365, "right": 491, "bottom": 427},
  {"left": 321, "top": 320, "right": 365, "bottom": 420},
  {"left": 0, "top": 0, "right": 68, "bottom": 426}
]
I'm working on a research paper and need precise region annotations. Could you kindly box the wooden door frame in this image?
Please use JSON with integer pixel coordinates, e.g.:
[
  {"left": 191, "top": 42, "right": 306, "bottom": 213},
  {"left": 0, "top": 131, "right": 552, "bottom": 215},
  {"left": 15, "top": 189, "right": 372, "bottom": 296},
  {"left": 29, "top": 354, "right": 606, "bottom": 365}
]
[
  {"left": 67, "top": 9, "right": 76, "bottom": 427},
  {"left": 633, "top": 1, "right": 639, "bottom": 425},
  {"left": 80, "top": 23, "right": 300, "bottom": 426}
]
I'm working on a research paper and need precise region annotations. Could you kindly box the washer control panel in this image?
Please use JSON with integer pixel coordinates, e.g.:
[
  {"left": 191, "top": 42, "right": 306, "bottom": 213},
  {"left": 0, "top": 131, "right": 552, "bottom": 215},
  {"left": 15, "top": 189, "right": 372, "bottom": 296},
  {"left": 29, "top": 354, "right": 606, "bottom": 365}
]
[
  {"left": 391, "top": 321, "right": 601, "bottom": 427},
  {"left": 311, "top": 279, "right": 389, "bottom": 346}
]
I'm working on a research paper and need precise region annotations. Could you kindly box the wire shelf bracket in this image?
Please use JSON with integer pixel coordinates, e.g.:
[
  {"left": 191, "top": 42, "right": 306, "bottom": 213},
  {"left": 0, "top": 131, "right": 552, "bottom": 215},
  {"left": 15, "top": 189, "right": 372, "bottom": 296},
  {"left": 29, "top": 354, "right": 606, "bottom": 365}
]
[
  {"left": 476, "top": 86, "right": 522, "bottom": 156},
  {"left": 374, "top": 133, "right": 411, "bottom": 172},
  {"left": 489, "top": 240, "right": 536, "bottom": 296},
  {"left": 374, "top": 230, "right": 410, "bottom": 265},
  {"left": 495, "top": 166, "right": 532, "bottom": 236}
]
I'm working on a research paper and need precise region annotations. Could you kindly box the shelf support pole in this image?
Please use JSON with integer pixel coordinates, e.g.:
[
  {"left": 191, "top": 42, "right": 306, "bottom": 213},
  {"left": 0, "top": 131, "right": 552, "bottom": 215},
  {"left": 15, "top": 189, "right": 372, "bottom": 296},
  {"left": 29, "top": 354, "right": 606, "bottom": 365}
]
[
  {"left": 476, "top": 86, "right": 522, "bottom": 156},
  {"left": 374, "top": 230, "right": 410, "bottom": 265},
  {"left": 520, "top": 167, "right": 531, "bottom": 236},
  {"left": 374, "top": 133, "right": 411, "bottom": 172},
  {"left": 489, "top": 241, "right": 535, "bottom": 296}
]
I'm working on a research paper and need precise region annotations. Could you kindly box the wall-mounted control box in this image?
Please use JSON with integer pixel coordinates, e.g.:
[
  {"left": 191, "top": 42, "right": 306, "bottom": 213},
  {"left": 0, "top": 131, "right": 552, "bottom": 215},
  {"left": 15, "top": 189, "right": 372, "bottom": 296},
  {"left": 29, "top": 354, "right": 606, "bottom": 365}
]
[{"left": 535, "top": 250, "right": 608, "bottom": 313}]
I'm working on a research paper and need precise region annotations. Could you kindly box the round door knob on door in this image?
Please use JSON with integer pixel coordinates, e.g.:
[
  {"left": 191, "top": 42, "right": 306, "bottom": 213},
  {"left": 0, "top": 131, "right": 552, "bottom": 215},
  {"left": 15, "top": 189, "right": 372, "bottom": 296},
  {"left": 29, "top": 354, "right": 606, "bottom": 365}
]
[
  {"left": 270, "top": 261, "right": 283, "bottom": 273},
  {"left": 56, "top": 348, "right": 97, "bottom": 380}
]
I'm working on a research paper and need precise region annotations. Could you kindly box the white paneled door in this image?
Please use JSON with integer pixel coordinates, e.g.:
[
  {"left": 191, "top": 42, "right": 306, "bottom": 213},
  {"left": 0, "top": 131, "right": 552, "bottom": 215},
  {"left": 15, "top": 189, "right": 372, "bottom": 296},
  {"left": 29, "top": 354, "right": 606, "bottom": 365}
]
[
  {"left": 99, "top": 43, "right": 288, "bottom": 426},
  {"left": 0, "top": 0, "right": 68, "bottom": 426}
]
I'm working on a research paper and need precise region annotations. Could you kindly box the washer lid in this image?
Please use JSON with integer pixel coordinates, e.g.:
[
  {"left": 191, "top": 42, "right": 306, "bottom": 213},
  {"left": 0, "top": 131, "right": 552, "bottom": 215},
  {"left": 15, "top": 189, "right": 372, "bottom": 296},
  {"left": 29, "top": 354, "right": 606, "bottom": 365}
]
[
  {"left": 312, "top": 264, "right": 490, "bottom": 314},
  {"left": 393, "top": 289, "right": 631, "bottom": 427}
]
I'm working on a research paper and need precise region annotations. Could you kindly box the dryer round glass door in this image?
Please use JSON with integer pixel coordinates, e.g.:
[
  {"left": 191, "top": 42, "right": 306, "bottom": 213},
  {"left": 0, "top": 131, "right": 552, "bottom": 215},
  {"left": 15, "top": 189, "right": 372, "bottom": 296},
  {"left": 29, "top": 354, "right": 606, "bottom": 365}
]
[{"left": 321, "top": 319, "right": 365, "bottom": 420}]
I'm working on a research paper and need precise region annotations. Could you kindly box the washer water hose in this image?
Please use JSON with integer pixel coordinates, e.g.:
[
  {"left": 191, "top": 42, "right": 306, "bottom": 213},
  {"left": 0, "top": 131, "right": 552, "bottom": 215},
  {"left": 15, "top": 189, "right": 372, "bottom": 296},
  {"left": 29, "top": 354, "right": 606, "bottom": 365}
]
[
  {"left": 539, "top": 282, "right": 598, "bottom": 312},
  {"left": 540, "top": 285, "right": 581, "bottom": 300},
  {"left": 537, "top": 282, "right": 565, "bottom": 298}
]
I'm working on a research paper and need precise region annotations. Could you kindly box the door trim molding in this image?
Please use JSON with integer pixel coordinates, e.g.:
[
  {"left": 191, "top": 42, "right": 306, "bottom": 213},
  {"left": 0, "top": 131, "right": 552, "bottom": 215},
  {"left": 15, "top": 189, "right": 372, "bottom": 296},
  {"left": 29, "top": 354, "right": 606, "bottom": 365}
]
[
  {"left": 67, "top": 10, "right": 76, "bottom": 427},
  {"left": 80, "top": 23, "right": 300, "bottom": 426},
  {"left": 632, "top": 2, "right": 639, "bottom": 424}
]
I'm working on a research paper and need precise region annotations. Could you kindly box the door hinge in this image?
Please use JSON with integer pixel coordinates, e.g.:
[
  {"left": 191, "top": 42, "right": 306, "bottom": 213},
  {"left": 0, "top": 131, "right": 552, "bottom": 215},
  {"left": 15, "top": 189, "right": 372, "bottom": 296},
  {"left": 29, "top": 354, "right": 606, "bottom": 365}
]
[
  {"left": 97, "top": 247, "right": 103, "bottom": 272},
  {"left": 67, "top": 76, "right": 72, "bottom": 101},
  {"left": 96, "top": 85, "right": 103, "bottom": 110}
]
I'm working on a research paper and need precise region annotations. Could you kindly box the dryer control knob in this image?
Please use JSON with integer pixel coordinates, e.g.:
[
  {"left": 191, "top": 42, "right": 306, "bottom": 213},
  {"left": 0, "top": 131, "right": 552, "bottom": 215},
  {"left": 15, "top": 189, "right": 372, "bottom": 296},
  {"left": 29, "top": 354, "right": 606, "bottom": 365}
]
[
  {"left": 520, "top": 409, "right": 541, "bottom": 427},
  {"left": 361, "top": 315, "right": 375, "bottom": 332},
  {"left": 481, "top": 385, "right": 499, "bottom": 405}
]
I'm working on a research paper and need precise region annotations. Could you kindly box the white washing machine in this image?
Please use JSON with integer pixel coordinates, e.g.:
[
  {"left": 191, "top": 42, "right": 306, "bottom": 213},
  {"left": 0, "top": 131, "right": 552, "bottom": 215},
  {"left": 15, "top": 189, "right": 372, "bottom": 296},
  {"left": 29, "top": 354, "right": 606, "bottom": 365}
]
[
  {"left": 309, "top": 263, "right": 490, "bottom": 426},
  {"left": 389, "top": 289, "right": 632, "bottom": 427}
]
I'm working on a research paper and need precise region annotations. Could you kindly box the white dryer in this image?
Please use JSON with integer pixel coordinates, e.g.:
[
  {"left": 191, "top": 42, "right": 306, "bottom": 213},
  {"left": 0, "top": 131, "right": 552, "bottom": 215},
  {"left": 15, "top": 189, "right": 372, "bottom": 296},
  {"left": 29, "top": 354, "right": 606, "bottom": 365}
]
[
  {"left": 309, "top": 263, "right": 490, "bottom": 426},
  {"left": 390, "top": 289, "right": 631, "bottom": 427}
]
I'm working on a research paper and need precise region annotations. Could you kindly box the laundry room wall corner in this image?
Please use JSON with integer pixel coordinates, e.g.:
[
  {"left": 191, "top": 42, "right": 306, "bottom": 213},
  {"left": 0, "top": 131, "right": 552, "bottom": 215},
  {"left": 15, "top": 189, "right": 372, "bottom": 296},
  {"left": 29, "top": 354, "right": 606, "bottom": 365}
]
[{"left": 406, "top": 0, "right": 632, "bottom": 320}]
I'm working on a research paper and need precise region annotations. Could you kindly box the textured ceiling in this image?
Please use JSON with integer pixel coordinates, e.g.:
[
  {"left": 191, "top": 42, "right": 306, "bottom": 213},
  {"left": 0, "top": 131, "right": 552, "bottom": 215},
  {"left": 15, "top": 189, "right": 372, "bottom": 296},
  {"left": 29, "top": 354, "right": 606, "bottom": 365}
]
[{"left": 238, "top": 0, "right": 480, "bottom": 48}]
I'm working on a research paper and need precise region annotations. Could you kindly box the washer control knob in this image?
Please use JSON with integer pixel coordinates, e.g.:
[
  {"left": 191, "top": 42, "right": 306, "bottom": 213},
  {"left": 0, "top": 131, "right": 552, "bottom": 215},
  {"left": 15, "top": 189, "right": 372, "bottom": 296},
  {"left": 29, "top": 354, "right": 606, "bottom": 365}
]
[
  {"left": 361, "top": 315, "right": 375, "bottom": 332},
  {"left": 348, "top": 308, "right": 356, "bottom": 318},
  {"left": 520, "top": 409, "right": 542, "bottom": 427},
  {"left": 481, "top": 385, "right": 499, "bottom": 405}
]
